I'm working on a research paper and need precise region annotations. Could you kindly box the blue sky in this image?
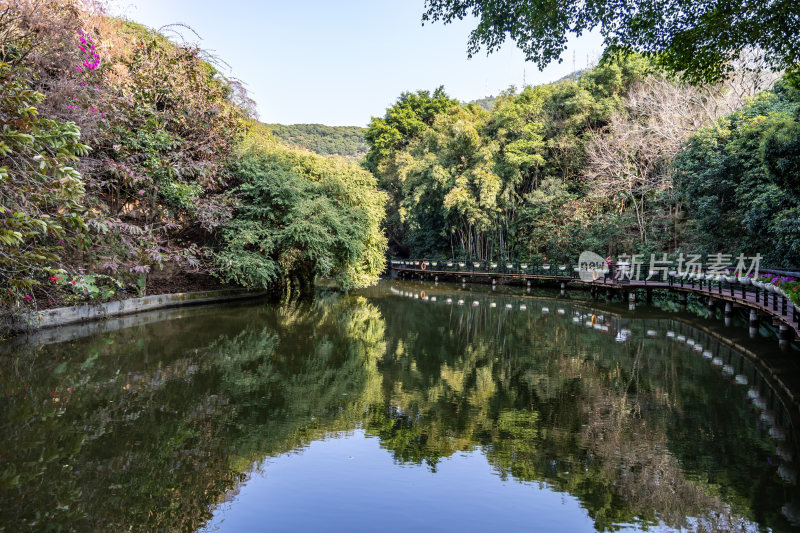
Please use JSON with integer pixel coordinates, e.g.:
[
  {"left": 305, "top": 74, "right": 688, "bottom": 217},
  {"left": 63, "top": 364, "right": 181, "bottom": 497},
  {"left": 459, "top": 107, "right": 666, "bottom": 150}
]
[{"left": 115, "top": 1, "right": 604, "bottom": 126}]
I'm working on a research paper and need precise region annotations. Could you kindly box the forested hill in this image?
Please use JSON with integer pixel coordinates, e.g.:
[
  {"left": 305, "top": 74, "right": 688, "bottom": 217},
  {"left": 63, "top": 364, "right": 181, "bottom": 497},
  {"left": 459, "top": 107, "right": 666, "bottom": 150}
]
[
  {"left": 470, "top": 96, "right": 497, "bottom": 111},
  {"left": 266, "top": 123, "right": 368, "bottom": 158}
]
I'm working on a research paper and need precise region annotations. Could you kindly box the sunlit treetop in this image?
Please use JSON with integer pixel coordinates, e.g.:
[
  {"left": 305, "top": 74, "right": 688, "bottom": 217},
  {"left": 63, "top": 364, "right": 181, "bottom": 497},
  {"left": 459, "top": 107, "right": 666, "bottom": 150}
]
[{"left": 422, "top": 0, "right": 800, "bottom": 85}]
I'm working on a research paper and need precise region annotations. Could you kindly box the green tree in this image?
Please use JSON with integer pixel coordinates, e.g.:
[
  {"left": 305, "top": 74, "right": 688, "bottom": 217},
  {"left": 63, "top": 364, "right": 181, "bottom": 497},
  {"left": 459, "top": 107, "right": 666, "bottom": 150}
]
[
  {"left": 215, "top": 139, "right": 388, "bottom": 294},
  {"left": 365, "top": 87, "right": 460, "bottom": 254},
  {"left": 673, "top": 77, "right": 800, "bottom": 266},
  {"left": 397, "top": 104, "right": 503, "bottom": 258},
  {"left": 365, "top": 87, "right": 460, "bottom": 173},
  {"left": 422, "top": 0, "right": 800, "bottom": 85}
]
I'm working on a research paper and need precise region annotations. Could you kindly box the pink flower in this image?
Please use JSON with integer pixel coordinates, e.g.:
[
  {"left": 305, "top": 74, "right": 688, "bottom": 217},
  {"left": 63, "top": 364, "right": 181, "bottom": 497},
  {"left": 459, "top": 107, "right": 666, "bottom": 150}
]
[
  {"left": 76, "top": 66, "right": 82, "bottom": 72},
  {"left": 24, "top": 295, "right": 31, "bottom": 301},
  {"left": 137, "top": 189, "right": 145, "bottom": 196}
]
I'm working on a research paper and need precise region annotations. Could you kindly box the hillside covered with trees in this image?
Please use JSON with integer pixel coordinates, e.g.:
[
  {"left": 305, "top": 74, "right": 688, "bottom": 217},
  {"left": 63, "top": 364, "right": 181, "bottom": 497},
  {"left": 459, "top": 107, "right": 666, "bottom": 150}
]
[{"left": 266, "top": 123, "right": 368, "bottom": 158}]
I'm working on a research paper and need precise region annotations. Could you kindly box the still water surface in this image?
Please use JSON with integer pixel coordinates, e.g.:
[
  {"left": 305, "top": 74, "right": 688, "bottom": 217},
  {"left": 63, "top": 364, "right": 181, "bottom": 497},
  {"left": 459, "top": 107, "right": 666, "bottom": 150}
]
[{"left": 2, "top": 280, "right": 800, "bottom": 532}]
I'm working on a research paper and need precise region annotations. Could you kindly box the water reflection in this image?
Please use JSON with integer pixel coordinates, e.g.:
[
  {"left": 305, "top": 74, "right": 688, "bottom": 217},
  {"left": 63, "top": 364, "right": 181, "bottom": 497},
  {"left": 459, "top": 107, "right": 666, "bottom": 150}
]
[{"left": 1, "top": 282, "right": 799, "bottom": 531}]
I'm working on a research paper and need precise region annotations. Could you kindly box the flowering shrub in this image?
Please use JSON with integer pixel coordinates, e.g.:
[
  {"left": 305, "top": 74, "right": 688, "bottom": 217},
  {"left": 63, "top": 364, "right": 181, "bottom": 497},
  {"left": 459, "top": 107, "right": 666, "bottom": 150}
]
[
  {"left": 0, "top": 63, "right": 89, "bottom": 307},
  {"left": 75, "top": 19, "right": 248, "bottom": 291},
  {"left": 771, "top": 275, "right": 799, "bottom": 306},
  {"left": 1, "top": 2, "right": 249, "bottom": 309},
  {"left": 49, "top": 273, "right": 123, "bottom": 302},
  {"left": 782, "top": 285, "right": 800, "bottom": 305},
  {"left": 67, "top": 29, "right": 105, "bottom": 118},
  {"left": 751, "top": 272, "right": 800, "bottom": 306},
  {"left": 76, "top": 30, "right": 100, "bottom": 72}
]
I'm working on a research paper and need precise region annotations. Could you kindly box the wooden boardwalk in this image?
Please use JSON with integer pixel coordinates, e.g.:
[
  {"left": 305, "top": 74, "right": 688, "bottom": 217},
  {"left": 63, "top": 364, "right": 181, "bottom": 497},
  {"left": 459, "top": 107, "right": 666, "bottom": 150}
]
[{"left": 391, "top": 265, "right": 800, "bottom": 338}]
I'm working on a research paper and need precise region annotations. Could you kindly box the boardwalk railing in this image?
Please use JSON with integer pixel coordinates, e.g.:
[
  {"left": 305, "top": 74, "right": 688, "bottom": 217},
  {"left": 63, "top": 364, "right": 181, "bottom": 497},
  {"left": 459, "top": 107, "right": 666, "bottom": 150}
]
[
  {"left": 390, "top": 259, "right": 585, "bottom": 278},
  {"left": 392, "top": 258, "right": 691, "bottom": 282},
  {"left": 390, "top": 258, "right": 800, "bottom": 329}
]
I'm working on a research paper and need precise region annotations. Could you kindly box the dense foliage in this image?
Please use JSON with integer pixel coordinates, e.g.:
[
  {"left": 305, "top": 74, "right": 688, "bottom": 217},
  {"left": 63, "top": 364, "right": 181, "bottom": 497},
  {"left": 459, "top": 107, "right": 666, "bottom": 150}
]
[
  {"left": 368, "top": 55, "right": 653, "bottom": 260},
  {"left": 215, "top": 127, "right": 387, "bottom": 293},
  {"left": 266, "top": 123, "right": 367, "bottom": 158},
  {"left": 0, "top": 0, "right": 251, "bottom": 309},
  {"left": 364, "top": 87, "right": 461, "bottom": 253},
  {"left": 674, "top": 80, "right": 800, "bottom": 267},
  {"left": 0, "top": 62, "right": 89, "bottom": 299},
  {"left": 84, "top": 19, "right": 249, "bottom": 279},
  {"left": 0, "top": 1, "right": 387, "bottom": 322},
  {"left": 422, "top": 0, "right": 800, "bottom": 85},
  {"left": 368, "top": 53, "right": 792, "bottom": 266},
  {"left": 2, "top": 0, "right": 797, "bottom": 318}
]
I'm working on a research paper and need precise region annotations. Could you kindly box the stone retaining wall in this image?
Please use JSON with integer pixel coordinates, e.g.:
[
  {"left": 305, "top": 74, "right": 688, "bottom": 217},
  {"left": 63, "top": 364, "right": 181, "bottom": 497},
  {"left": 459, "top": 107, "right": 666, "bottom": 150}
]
[{"left": 11, "top": 289, "right": 267, "bottom": 332}]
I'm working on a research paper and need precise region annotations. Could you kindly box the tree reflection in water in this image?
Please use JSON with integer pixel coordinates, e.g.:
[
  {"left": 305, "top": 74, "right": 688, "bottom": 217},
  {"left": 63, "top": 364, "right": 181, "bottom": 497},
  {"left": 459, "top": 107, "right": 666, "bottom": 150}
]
[{"left": 1, "top": 283, "right": 798, "bottom": 531}]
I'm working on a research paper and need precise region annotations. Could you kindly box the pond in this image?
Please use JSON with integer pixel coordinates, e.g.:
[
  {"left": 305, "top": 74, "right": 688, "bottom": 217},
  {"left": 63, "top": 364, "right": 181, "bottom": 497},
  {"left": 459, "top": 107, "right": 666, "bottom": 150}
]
[{"left": 2, "top": 280, "right": 800, "bottom": 532}]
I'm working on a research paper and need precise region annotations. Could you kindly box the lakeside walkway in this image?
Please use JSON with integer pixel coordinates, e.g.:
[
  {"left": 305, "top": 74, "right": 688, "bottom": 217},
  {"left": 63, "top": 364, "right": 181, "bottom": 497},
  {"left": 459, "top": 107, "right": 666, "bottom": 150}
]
[{"left": 391, "top": 262, "right": 800, "bottom": 338}]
